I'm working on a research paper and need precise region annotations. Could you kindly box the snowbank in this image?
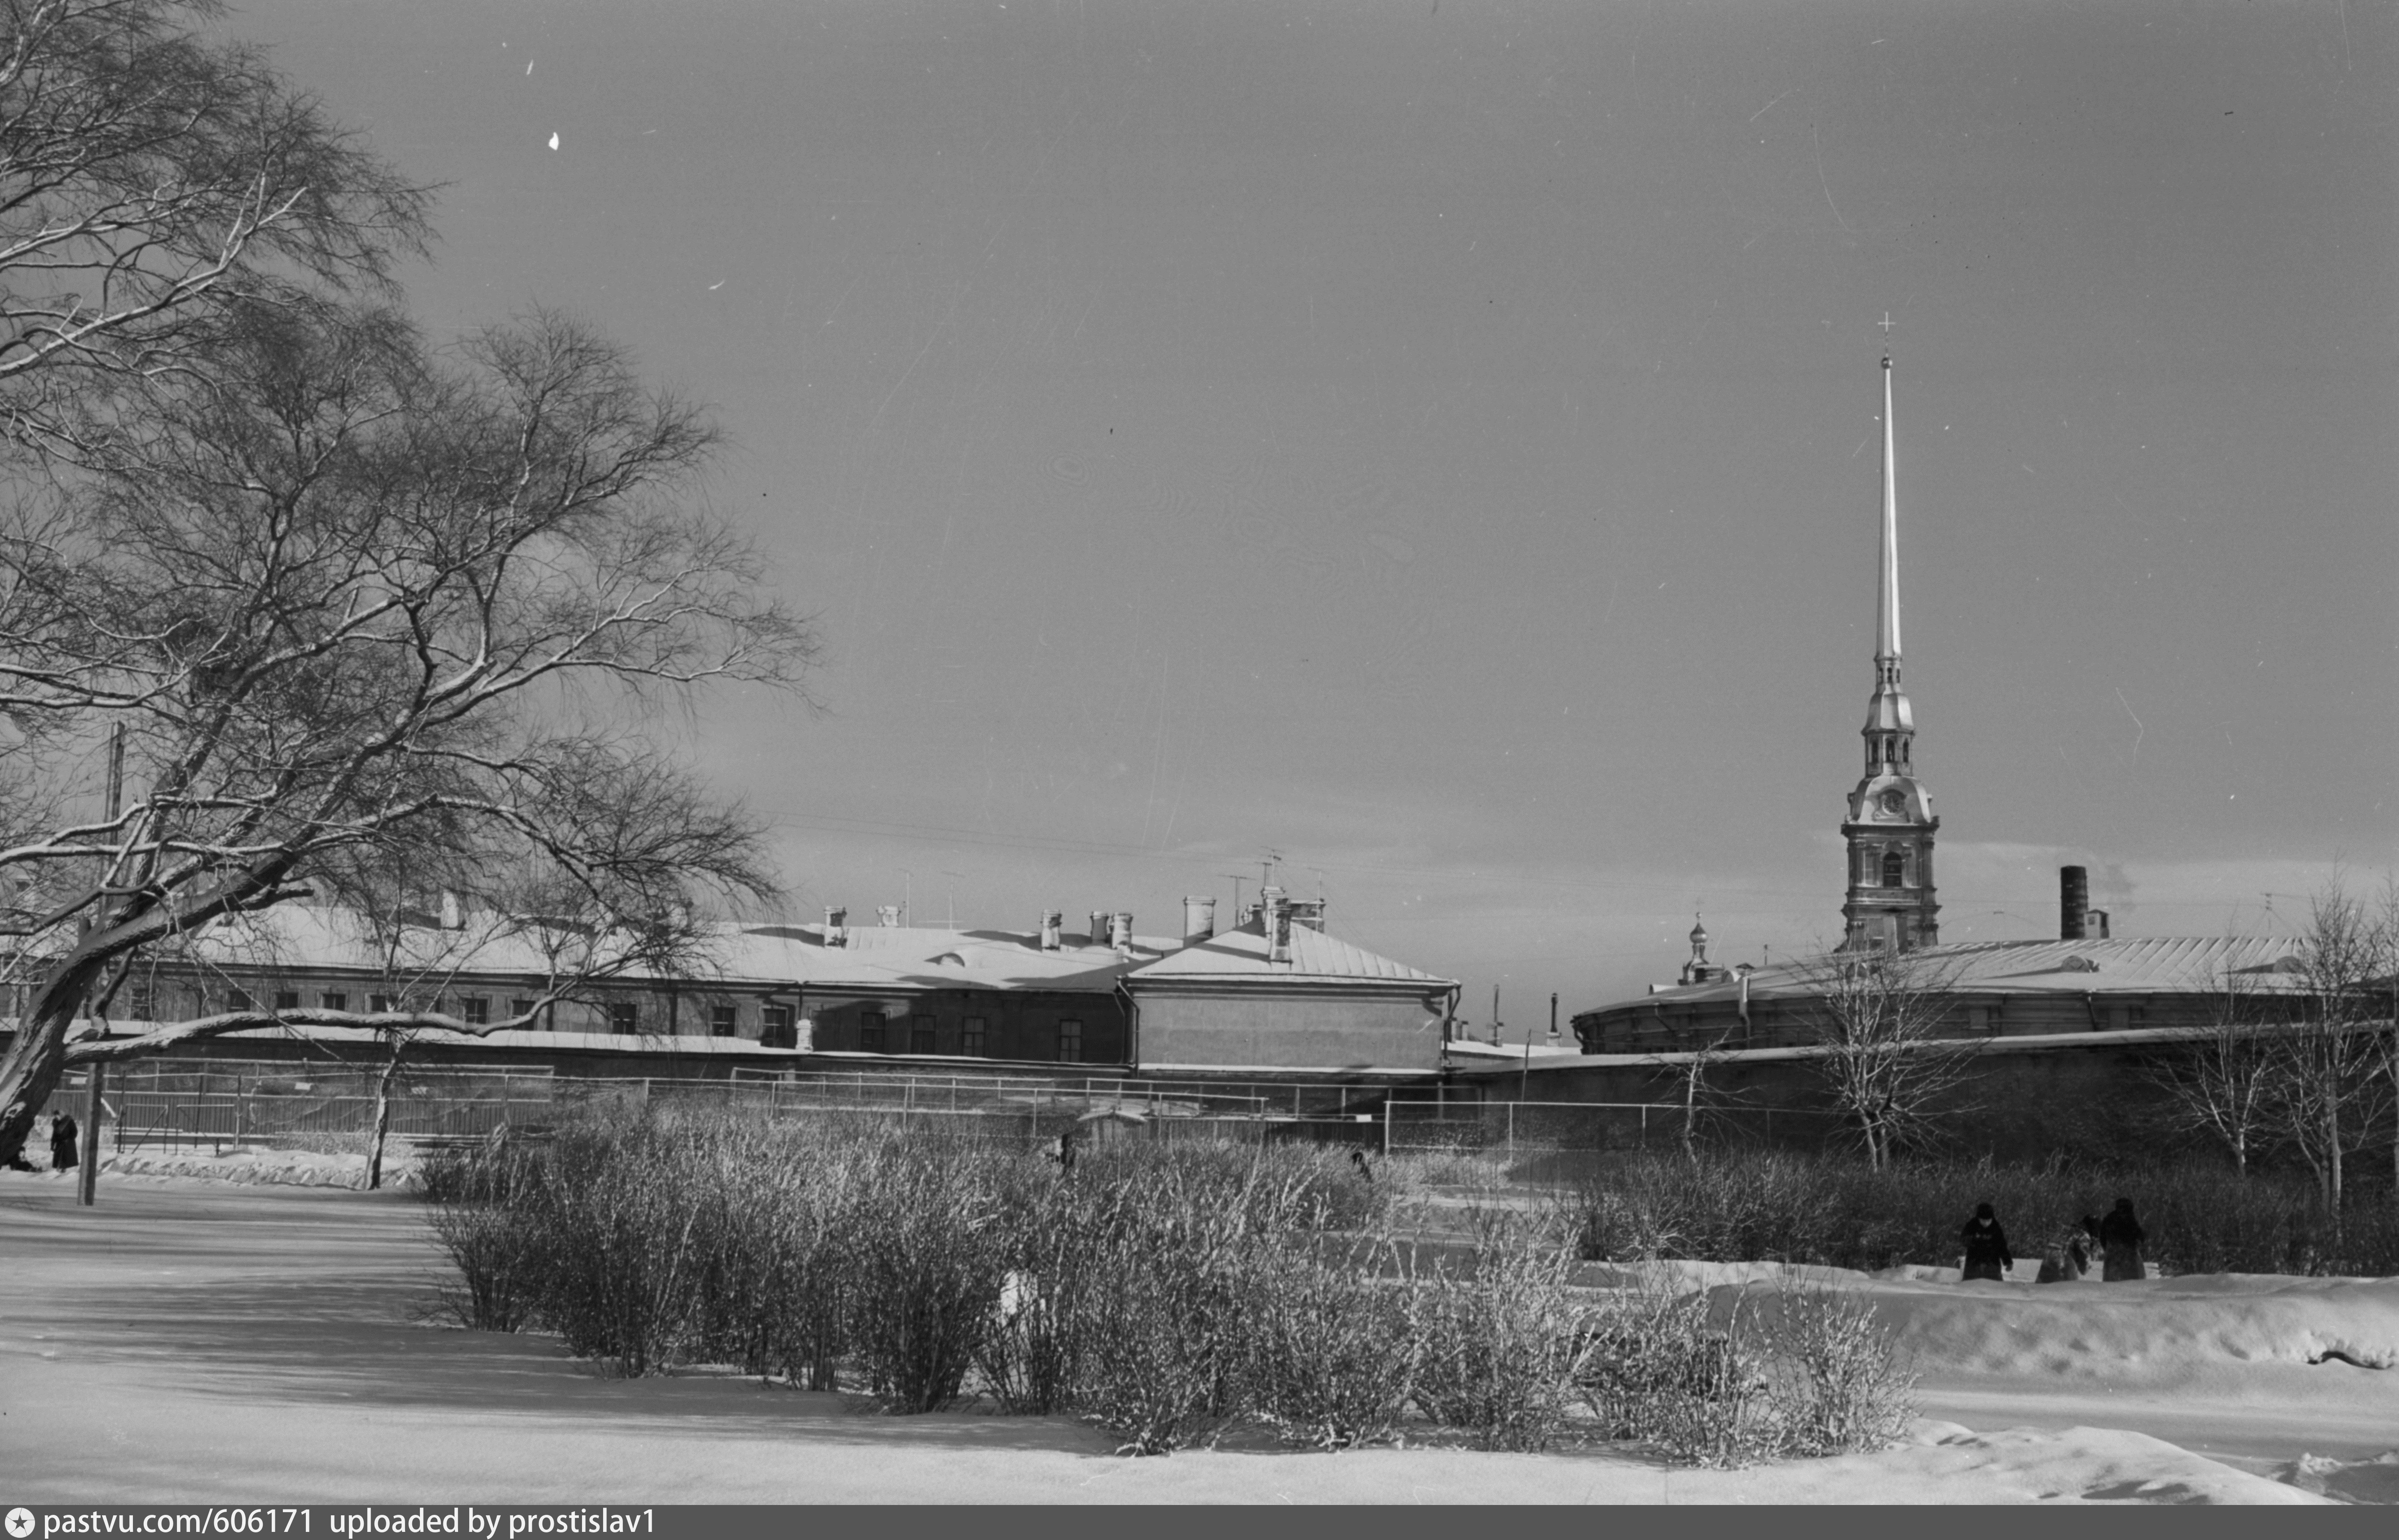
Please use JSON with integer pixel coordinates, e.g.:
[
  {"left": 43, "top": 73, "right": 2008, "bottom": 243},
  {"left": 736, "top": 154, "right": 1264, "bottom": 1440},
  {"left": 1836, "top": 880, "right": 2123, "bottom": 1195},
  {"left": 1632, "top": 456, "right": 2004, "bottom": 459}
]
[{"left": 88, "top": 1143, "right": 424, "bottom": 1190}]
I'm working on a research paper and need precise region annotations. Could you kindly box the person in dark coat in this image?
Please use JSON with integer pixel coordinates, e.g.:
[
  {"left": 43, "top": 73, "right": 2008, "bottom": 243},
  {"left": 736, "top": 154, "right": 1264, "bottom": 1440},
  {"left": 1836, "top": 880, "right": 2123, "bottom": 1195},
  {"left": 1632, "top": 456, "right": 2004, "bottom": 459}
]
[
  {"left": 49, "top": 1112, "right": 78, "bottom": 1172},
  {"left": 2098, "top": 1197, "right": 2146, "bottom": 1281},
  {"left": 1959, "top": 1202, "right": 2012, "bottom": 1282}
]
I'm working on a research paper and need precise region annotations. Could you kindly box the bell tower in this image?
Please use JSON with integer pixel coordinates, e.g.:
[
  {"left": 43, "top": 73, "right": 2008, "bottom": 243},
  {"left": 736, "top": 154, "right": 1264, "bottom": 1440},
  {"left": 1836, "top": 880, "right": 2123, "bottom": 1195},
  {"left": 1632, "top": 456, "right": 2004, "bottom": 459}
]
[{"left": 1841, "top": 354, "right": 1940, "bottom": 951}]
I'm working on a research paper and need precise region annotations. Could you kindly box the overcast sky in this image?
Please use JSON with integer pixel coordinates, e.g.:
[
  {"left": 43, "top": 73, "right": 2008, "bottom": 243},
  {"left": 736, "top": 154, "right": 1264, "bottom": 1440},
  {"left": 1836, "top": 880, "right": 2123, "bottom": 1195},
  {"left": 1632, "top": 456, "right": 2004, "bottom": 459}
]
[{"left": 236, "top": 0, "right": 2395, "bottom": 1024}]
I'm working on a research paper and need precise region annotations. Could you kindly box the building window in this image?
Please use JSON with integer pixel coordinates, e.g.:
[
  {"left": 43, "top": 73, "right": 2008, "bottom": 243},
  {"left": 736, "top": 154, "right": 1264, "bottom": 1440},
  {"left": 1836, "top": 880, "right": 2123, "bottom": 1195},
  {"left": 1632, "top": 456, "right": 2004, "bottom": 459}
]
[
  {"left": 509, "top": 998, "right": 536, "bottom": 1025},
  {"left": 369, "top": 994, "right": 394, "bottom": 1014},
  {"left": 910, "top": 1014, "right": 936, "bottom": 1053},
  {"left": 860, "top": 1010, "right": 886, "bottom": 1052},
  {"left": 273, "top": 990, "right": 300, "bottom": 1012},
  {"left": 710, "top": 1004, "right": 737, "bottom": 1038},
  {"left": 607, "top": 1001, "right": 638, "bottom": 1034},
  {"left": 1057, "top": 1019, "right": 1082, "bottom": 1064},
  {"left": 460, "top": 996, "right": 490, "bottom": 1026},
  {"left": 225, "top": 989, "right": 253, "bottom": 1012},
  {"left": 127, "top": 983, "right": 154, "bottom": 1021},
  {"left": 961, "top": 1016, "right": 986, "bottom": 1057},
  {"left": 762, "top": 1004, "right": 794, "bottom": 1047},
  {"left": 1882, "top": 849, "right": 1907, "bottom": 888},
  {"left": 322, "top": 991, "right": 348, "bottom": 1012}
]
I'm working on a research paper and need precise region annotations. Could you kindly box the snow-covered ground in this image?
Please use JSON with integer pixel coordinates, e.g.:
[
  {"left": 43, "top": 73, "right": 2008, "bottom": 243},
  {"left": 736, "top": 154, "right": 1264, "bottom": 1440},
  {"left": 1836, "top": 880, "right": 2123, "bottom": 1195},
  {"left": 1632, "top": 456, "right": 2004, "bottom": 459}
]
[{"left": 1, "top": 1171, "right": 2393, "bottom": 1503}]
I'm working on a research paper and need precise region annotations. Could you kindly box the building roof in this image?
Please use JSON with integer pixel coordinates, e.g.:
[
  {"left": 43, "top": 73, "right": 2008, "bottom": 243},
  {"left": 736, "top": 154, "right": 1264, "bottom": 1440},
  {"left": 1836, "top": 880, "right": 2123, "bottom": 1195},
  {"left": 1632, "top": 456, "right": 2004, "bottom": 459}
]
[
  {"left": 1602, "top": 934, "right": 2311, "bottom": 1017},
  {"left": 149, "top": 904, "right": 1460, "bottom": 999},
  {"left": 720, "top": 924, "right": 1173, "bottom": 992},
  {"left": 1126, "top": 920, "right": 1455, "bottom": 988},
  {"left": 163, "top": 908, "right": 1183, "bottom": 994}
]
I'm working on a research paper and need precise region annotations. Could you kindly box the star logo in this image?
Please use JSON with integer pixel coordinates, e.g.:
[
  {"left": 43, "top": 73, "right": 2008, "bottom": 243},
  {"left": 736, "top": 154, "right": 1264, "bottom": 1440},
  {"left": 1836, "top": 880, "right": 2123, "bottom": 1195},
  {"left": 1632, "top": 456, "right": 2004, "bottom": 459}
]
[{"left": 6, "top": 1506, "right": 36, "bottom": 1538}]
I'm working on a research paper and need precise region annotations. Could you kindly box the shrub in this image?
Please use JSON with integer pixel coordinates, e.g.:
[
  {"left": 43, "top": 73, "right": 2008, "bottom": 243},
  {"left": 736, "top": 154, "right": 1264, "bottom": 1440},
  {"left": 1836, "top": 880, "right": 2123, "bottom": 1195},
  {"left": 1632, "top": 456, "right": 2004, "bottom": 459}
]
[
  {"left": 843, "top": 1152, "right": 1007, "bottom": 1412},
  {"left": 426, "top": 1195, "right": 542, "bottom": 1332},
  {"left": 1575, "top": 1276, "right": 1775, "bottom": 1466},
  {"left": 1075, "top": 1169, "right": 1269, "bottom": 1453},
  {"left": 1411, "top": 1227, "right": 1588, "bottom": 1452},
  {"left": 1758, "top": 1283, "right": 1917, "bottom": 1458},
  {"left": 1246, "top": 1239, "right": 1421, "bottom": 1450}
]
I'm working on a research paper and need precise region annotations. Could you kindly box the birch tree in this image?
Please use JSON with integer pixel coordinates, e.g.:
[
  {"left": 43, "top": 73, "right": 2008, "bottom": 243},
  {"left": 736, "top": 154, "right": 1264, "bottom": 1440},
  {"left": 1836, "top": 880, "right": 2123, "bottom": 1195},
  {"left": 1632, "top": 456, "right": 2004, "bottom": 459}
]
[
  {"left": 2267, "top": 885, "right": 2395, "bottom": 1215},
  {"left": 2142, "top": 964, "right": 2281, "bottom": 1178},
  {"left": 1793, "top": 948, "right": 1974, "bottom": 1170}
]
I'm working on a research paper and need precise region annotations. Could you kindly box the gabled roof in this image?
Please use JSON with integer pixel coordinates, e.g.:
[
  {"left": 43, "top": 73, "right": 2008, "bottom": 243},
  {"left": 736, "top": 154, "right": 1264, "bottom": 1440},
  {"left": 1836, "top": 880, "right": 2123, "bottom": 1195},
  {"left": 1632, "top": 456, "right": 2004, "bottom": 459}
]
[{"left": 1126, "top": 920, "right": 1455, "bottom": 988}]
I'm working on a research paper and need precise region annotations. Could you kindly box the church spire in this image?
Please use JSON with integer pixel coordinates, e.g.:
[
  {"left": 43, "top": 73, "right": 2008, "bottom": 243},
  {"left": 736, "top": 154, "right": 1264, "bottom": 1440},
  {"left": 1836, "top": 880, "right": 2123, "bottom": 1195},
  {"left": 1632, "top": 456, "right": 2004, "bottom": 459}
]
[
  {"left": 1862, "top": 354, "right": 1913, "bottom": 761},
  {"left": 1842, "top": 350, "right": 1939, "bottom": 952},
  {"left": 1879, "top": 354, "right": 1900, "bottom": 665}
]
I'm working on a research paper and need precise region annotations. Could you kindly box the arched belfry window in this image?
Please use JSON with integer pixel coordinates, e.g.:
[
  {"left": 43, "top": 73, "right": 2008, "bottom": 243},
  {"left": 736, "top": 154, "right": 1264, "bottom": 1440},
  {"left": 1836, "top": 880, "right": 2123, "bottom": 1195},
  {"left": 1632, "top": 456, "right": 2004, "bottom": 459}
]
[{"left": 1882, "top": 849, "right": 1908, "bottom": 888}]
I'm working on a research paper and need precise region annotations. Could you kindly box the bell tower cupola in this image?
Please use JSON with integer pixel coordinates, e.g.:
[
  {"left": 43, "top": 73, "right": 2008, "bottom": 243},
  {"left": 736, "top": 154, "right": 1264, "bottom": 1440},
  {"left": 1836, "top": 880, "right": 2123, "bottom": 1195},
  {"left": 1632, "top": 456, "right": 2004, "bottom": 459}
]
[{"left": 1841, "top": 353, "right": 1940, "bottom": 951}]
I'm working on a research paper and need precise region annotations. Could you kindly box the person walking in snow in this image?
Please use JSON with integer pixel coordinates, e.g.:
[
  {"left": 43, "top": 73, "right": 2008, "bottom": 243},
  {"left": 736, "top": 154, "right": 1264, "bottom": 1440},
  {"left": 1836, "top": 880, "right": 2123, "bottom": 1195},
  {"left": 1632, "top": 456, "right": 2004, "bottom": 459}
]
[
  {"left": 1959, "top": 1201, "right": 2012, "bottom": 1282},
  {"left": 49, "top": 1111, "right": 78, "bottom": 1172},
  {"left": 2098, "top": 1197, "right": 2146, "bottom": 1281}
]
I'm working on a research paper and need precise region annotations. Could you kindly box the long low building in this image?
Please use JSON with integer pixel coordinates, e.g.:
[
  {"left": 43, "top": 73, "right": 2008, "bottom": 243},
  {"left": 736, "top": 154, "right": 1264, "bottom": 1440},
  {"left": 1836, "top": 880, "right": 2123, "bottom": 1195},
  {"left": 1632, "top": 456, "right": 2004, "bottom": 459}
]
[
  {"left": 7, "top": 889, "right": 1458, "bottom": 1076},
  {"left": 1573, "top": 934, "right": 2313, "bottom": 1055}
]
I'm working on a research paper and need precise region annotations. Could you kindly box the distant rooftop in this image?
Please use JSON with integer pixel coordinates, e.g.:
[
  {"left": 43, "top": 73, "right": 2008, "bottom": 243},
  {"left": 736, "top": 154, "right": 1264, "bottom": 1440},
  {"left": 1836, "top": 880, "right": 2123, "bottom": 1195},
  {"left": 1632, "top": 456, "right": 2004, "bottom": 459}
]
[
  {"left": 1621, "top": 934, "right": 2313, "bottom": 1011},
  {"left": 1128, "top": 918, "right": 1455, "bottom": 988}
]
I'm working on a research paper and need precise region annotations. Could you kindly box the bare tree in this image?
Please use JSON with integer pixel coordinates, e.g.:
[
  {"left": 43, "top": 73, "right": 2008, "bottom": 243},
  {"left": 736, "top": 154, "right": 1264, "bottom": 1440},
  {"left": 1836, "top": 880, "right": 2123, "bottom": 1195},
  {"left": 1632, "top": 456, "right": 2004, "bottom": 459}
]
[
  {"left": 2141, "top": 962, "right": 2281, "bottom": 1178},
  {"left": 0, "top": 296, "right": 814, "bottom": 1164},
  {"left": 1792, "top": 947, "right": 1974, "bottom": 1170},
  {"left": 0, "top": 0, "right": 428, "bottom": 430},
  {"left": 2267, "top": 885, "right": 2395, "bottom": 1215},
  {"left": 1645, "top": 1025, "right": 1748, "bottom": 1160}
]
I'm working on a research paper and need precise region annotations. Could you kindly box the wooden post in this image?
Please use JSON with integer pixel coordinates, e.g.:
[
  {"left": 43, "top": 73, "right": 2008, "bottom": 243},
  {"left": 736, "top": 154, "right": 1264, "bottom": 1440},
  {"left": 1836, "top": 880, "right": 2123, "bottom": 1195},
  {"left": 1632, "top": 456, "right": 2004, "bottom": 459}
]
[{"left": 76, "top": 1064, "right": 102, "bottom": 1205}]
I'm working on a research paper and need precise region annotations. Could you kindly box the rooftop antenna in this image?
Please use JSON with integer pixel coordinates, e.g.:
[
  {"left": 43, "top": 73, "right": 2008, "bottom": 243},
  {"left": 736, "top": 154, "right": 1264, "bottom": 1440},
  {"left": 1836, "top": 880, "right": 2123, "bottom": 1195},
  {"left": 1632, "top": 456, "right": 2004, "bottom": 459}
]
[
  {"left": 1223, "top": 875, "right": 1247, "bottom": 923},
  {"left": 1261, "top": 848, "right": 1282, "bottom": 893}
]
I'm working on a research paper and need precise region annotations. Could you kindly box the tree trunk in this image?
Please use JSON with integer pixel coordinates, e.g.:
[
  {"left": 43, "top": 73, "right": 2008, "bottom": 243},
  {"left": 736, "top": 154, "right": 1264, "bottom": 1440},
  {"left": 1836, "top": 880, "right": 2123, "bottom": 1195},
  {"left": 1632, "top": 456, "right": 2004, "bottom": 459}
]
[
  {"left": 366, "top": 1046, "right": 404, "bottom": 1191},
  {"left": 2325, "top": 1099, "right": 2343, "bottom": 1223},
  {"left": 0, "top": 951, "right": 109, "bottom": 1167}
]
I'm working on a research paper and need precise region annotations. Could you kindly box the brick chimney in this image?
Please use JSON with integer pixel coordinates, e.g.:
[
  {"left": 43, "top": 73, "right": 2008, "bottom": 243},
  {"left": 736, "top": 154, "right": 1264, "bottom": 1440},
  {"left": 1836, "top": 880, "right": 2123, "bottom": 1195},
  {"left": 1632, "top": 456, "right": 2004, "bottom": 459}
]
[
  {"left": 1039, "top": 910, "right": 1062, "bottom": 950},
  {"left": 1182, "top": 896, "right": 1216, "bottom": 945}
]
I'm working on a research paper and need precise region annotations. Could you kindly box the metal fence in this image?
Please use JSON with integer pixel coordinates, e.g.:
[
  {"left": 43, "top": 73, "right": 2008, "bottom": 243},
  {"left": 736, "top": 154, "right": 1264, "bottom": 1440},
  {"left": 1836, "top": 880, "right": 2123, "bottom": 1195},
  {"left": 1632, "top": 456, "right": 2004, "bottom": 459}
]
[
  {"left": 1385, "top": 1098, "right": 1687, "bottom": 1157},
  {"left": 45, "top": 1060, "right": 558, "bottom": 1153},
  {"left": 40, "top": 1060, "right": 1432, "bottom": 1153},
  {"left": 39, "top": 1060, "right": 1720, "bottom": 1160}
]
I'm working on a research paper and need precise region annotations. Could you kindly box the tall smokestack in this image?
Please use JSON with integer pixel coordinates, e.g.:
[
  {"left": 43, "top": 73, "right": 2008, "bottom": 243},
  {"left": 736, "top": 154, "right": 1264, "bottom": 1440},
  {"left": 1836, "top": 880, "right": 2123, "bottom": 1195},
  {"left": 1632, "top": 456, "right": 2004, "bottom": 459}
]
[
  {"left": 2060, "top": 867, "right": 2089, "bottom": 942},
  {"left": 1182, "top": 896, "right": 1216, "bottom": 945}
]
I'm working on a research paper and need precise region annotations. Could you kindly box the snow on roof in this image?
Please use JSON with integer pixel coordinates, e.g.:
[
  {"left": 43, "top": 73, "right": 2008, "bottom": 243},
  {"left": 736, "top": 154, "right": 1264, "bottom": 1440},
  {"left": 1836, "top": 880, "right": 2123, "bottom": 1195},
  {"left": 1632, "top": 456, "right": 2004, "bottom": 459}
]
[
  {"left": 721, "top": 924, "right": 1171, "bottom": 991},
  {"left": 1127, "top": 920, "right": 1455, "bottom": 988},
  {"left": 1622, "top": 934, "right": 2311, "bottom": 1012},
  {"left": 160, "top": 908, "right": 1452, "bottom": 996}
]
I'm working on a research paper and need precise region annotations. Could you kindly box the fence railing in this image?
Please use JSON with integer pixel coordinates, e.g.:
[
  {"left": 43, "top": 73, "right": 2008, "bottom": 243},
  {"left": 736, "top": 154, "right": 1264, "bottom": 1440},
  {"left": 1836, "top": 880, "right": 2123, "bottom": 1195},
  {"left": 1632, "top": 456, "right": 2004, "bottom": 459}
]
[
  {"left": 35, "top": 1060, "right": 1707, "bottom": 1160},
  {"left": 43, "top": 1061, "right": 558, "bottom": 1154}
]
